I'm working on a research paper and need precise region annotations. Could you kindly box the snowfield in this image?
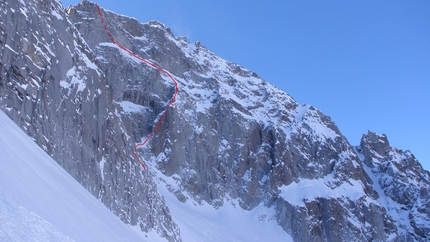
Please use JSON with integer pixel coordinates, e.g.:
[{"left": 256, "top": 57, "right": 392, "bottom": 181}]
[
  {"left": 0, "top": 111, "right": 146, "bottom": 242},
  {"left": 153, "top": 166, "right": 293, "bottom": 242}
]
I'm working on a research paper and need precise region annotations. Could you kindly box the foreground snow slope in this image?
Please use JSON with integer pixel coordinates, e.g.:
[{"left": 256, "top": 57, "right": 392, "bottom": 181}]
[{"left": 0, "top": 111, "right": 145, "bottom": 242}]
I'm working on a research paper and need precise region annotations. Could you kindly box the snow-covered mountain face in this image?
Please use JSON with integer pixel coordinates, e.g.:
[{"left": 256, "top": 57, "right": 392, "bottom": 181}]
[
  {"left": 357, "top": 132, "right": 430, "bottom": 240},
  {"left": 1, "top": 0, "right": 429, "bottom": 241}
]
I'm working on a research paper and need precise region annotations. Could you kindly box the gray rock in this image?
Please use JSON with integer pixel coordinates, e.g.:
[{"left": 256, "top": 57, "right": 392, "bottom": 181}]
[
  {"left": 359, "top": 131, "right": 430, "bottom": 240},
  {"left": 0, "top": 0, "right": 180, "bottom": 241}
]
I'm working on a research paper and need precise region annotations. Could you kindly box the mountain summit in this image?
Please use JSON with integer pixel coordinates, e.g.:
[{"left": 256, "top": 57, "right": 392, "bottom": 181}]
[{"left": 1, "top": 0, "right": 429, "bottom": 241}]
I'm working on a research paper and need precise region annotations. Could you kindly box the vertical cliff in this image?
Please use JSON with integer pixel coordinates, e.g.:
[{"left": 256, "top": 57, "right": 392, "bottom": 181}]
[{"left": 0, "top": 0, "right": 180, "bottom": 240}]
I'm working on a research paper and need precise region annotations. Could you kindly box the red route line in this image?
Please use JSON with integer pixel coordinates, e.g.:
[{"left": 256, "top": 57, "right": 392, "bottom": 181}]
[{"left": 95, "top": 3, "right": 179, "bottom": 170}]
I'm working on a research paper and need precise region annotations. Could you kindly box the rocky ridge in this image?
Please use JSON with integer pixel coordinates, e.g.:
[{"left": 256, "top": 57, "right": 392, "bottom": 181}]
[{"left": 1, "top": 0, "right": 429, "bottom": 241}]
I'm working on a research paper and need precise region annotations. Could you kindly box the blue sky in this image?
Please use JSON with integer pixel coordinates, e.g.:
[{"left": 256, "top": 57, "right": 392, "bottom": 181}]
[{"left": 61, "top": 0, "right": 430, "bottom": 171}]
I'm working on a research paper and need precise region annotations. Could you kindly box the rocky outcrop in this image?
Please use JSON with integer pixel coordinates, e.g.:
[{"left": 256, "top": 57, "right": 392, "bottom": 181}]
[
  {"left": 357, "top": 131, "right": 430, "bottom": 241},
  {"left": 0, "top": 0, "right": 180, "bottom": 240},
  {"left": 1, "top": 0, "right": 428, "bottom": 241}
]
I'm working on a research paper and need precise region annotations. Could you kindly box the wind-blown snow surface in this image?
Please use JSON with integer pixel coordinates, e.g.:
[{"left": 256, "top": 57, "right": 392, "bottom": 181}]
[
  {"left": 279, "top": 175, "right": 366, "bottom": 206},
  {"left": 0, "top": 111, "right": 145, "bottom": 242}
]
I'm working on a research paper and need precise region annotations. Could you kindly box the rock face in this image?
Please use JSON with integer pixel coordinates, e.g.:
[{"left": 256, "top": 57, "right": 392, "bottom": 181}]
[
  {"left": 358, "top": 132, "right": 430, "bottom": 240},
  {"left": 0, "top": 0, "right": 180, "bottom": 241},
  {"left": 1, "top": 0, "right": 429, "bottom": 241}
]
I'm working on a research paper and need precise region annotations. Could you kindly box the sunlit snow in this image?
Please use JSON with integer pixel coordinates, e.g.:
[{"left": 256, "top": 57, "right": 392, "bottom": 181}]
[{"left": 0, "top": 111, "right": 146, "bottom": 242}]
